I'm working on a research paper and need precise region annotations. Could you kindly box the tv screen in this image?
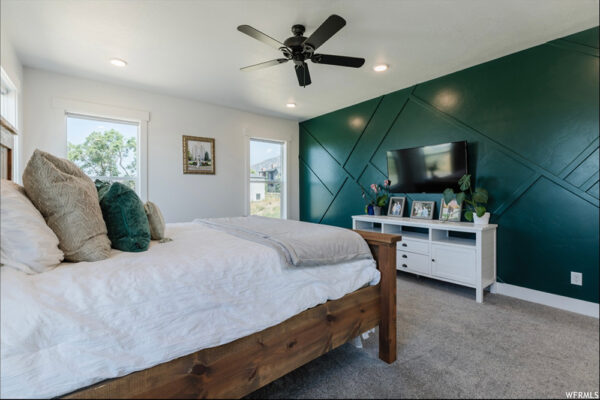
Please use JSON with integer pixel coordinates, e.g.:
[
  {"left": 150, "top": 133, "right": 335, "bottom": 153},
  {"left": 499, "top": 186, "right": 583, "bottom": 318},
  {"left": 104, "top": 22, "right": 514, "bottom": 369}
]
[{"left": 386, "top": 141, "right": 467, "bottom": 193}]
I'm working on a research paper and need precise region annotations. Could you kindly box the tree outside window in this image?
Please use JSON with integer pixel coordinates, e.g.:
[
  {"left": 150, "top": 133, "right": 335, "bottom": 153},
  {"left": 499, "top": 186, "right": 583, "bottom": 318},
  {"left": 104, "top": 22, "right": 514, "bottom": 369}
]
[{"left": 66, "top": 115, "right": 139, "bottom": 191}]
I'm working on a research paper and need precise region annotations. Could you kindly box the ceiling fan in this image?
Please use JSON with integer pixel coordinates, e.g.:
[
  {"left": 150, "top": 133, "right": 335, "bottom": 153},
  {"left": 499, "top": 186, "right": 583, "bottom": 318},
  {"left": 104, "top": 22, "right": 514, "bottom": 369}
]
[{"left": 237, "top": 15, "right": 365, "bottom": 87}]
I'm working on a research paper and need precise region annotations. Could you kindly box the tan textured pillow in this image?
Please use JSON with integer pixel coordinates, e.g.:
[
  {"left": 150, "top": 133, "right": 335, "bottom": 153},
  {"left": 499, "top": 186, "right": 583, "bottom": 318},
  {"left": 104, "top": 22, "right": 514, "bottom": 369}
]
[
  {"left": 144, "top": 201, "right": 165, "bottom": 240},
  {"left": 22, "top": 149, "right": 111, "bottom": 262}
]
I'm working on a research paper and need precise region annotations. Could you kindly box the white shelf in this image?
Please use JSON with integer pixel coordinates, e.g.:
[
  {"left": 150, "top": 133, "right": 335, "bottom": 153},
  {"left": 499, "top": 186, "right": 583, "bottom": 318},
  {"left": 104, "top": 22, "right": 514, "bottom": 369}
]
[
  {"left": 352, "top": 215, "right": 497, "bottom": 233},
  {"left": 400, "top": 231, "right": 429, "bottom": 241}
]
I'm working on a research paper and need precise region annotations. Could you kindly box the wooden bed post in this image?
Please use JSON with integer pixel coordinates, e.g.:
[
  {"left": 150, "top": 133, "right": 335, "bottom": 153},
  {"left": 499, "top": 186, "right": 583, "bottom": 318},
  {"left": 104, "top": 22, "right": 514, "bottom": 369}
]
[{"left": 353, "top": 230, "right": 400, "bottom": 363}]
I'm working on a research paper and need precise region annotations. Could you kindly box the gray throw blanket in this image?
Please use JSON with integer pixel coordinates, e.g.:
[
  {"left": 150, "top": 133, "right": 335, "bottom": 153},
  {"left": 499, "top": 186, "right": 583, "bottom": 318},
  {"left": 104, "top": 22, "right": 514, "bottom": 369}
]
[{"left": 194, "top": 216, "right": 373, "bottom": 266}]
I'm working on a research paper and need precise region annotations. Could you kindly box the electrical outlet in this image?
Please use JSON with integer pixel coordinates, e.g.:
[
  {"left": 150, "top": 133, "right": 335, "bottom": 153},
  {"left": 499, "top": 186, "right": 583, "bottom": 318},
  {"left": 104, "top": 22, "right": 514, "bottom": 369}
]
[{"left": 571, "top": 272, "right": 583, "bottom": 286}]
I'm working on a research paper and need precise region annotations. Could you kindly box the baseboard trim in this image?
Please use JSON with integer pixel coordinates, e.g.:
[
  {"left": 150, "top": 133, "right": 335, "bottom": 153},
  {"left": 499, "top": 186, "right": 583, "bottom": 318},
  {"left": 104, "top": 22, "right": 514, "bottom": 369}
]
[{"left": 490, "top": 283, "right": 599, "bottom": 319}]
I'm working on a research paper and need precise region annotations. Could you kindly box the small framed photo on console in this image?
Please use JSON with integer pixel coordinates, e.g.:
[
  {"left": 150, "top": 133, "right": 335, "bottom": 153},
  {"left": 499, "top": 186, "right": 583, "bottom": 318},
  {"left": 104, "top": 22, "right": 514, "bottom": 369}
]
[
  {"left": 387, "top": 196, "right": 406, "bottom": 217},
  {"left": 410, "top": 201, "right": 435, "bottom": 220},
  {"left": 439, "top": 198, "right": 462, "bottom": 222}
]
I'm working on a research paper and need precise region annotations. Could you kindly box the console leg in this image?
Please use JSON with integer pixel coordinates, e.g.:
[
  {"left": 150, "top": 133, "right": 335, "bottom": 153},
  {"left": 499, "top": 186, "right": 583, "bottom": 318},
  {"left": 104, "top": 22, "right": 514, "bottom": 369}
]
[{"left": 476, "top": 287, "right": 483, "bottom": 303}]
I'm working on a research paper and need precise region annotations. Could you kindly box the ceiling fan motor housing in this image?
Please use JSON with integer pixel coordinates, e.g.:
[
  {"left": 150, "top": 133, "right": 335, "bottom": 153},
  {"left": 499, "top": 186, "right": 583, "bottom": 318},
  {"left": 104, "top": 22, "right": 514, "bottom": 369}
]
[{"left": 283, "top": 24, "right": 313, "bottom": 64}]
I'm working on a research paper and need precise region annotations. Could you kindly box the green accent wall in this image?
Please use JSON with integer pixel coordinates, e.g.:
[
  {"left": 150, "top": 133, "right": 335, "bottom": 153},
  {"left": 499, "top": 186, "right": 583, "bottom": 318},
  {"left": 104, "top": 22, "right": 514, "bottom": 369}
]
[{"left": 299, "top": 27, "right": 599, "bottom": 304}]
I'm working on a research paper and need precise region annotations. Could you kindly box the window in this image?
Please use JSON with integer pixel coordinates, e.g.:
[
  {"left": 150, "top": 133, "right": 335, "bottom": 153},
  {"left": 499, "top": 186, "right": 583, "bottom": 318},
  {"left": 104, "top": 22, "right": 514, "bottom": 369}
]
[
  {"left": 1, "top": 67, "right": 18, "bottom": 181},
  {"left": 66, "top": 114, "right": 140, "bottom": 192},
  {"left": 249, "top": 138, "right": 285, "bottom": 218},
  {"left": 0, "top": 67, "right": 17, "bottom": 127}
]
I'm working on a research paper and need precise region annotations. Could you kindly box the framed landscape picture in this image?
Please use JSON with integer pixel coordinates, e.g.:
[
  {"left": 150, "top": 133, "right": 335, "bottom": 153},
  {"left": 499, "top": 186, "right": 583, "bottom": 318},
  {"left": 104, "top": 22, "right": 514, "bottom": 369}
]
[{"left": 183, "top": 135, "right": 215, "bottom": 175}]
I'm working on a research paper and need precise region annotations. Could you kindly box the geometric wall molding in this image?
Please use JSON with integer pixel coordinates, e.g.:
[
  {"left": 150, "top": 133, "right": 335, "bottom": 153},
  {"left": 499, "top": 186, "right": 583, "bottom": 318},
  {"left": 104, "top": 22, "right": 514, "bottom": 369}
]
[{"left": 300, "top": 26, "right": 599, "bottom": 303}]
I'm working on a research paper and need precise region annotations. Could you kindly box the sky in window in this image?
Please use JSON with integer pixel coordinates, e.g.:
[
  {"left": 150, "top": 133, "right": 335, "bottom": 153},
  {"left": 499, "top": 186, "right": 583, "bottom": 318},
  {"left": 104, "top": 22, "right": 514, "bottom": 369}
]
[
  {"left": 67, "top": 117, "right": 137, "bottom": 145},
  {"left": 250, "top": 140, "right": 282, "bottom": 165}
]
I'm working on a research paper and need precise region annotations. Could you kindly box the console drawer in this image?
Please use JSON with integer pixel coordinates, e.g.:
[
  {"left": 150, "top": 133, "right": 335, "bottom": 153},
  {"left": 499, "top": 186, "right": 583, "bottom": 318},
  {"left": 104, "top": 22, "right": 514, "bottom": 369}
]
[
  {"left": 397, "top": 251, "right": 430, "bottom": 275},
  {"left": 397, "top": 238, "right": 429, "bottom": 255}
]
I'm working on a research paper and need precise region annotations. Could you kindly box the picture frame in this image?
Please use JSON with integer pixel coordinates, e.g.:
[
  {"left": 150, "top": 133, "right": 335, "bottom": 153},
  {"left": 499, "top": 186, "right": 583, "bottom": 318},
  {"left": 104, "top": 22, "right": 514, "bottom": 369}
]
[
  {"left": 183, "top": 135, "right": 215, "bottom": 175},
  {"left": 439, "top": 197, "right": 462, "bottom": 222},
  {"left": 387, "top": 196, "right": 406, "bottom": 217},
  {"left": 410, "top": 200, "right": 435, "bottom": 220}
]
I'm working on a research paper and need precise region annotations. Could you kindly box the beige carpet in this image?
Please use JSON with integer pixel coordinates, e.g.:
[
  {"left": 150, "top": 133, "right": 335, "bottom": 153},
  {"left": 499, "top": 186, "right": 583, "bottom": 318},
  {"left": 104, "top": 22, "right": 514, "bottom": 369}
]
[{"left": 248, "top": 272, "right": 599, "bottom": 399}]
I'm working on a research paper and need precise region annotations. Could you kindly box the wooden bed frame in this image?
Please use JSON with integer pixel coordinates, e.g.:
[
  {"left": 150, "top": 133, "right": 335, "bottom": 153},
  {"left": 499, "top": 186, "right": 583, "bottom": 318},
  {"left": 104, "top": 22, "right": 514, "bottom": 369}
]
[{"left": 64, "top": 230, "right": 401, "bottom": 399}]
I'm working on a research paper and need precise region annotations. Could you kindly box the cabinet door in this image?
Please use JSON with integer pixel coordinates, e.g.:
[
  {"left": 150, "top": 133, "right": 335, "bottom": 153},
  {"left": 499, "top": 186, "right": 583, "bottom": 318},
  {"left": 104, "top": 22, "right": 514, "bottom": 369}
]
[{"left": 431, "top": 244, "right": 476, "bottom": 285}]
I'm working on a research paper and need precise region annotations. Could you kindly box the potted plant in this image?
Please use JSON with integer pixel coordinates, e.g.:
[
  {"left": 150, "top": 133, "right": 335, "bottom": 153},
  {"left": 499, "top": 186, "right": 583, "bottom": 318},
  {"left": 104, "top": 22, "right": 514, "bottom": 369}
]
[
  {"left": 362, "top": 180, "right": 391, "bottom": 215},
  {"left": 443, "top": 174, "right": 490, "bottom": 224}
]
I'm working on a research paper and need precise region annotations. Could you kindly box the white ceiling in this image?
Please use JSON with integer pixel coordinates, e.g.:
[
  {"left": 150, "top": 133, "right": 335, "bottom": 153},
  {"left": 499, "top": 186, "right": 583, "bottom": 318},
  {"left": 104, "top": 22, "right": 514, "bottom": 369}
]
[{"left": 1, "top": 0, "right": 598, "bottom": 121}]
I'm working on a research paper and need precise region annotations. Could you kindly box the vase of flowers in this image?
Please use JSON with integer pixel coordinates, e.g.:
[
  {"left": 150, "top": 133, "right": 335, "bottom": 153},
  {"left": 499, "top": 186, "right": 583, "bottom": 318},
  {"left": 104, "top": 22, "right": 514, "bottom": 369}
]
[{"left": 362, "top": 180, "right": 391, "bottom": 215}]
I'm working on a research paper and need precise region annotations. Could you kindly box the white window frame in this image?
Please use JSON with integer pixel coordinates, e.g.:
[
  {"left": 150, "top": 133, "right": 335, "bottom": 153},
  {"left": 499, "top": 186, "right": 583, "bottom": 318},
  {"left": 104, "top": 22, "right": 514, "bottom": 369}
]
[
  {"left": 1, "top": 66, "right": 19, "bottom": 181},
  {"left": 245, "top": 136, "right": 288, "bottom": 219},
  {"left": 1, "top": 67, "right": 18, "bottom": 128},
  {"left": 54, "top": 98, "right": 149, "bottom": 201}
]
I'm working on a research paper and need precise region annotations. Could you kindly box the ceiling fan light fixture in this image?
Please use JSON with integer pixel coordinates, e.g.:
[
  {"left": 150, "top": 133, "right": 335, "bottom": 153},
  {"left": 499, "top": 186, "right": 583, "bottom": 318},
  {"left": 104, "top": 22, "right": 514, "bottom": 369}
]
[
  {"left": 286, "top": 103, "right": 296, "bottom": 108},
  {"left": 110, "top": 58, "right": 127, "bottom": 67},
  {"left": 373, "top": 64, "right": 389, "bottom": 72}
]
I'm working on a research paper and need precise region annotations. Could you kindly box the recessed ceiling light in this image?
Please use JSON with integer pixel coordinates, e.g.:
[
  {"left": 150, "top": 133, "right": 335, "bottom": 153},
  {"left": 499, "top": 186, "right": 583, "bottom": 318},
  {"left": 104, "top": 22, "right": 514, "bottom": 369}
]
[
  {"left": 286, "top": 103, "right": 296, "bottom": 108},
  {"left": 110, "top": 58, "right": 127, "bottom": 67},
  {"left": 373, "top": 64, "right": 389, "bottom": 72}
]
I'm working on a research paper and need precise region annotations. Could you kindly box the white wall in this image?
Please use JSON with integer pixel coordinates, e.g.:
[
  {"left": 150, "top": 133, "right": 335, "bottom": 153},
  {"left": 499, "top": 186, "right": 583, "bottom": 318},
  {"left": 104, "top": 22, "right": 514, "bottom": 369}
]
[{"left": 22, "top": 68, "right": 299, "bottom": 222}]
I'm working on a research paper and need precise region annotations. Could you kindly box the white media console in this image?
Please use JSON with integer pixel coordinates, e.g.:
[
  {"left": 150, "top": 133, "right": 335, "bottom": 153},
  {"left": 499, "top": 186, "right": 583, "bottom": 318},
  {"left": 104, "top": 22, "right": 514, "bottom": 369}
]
[{"left": 352, "top": 215, "right": 497, "bottom": 303}]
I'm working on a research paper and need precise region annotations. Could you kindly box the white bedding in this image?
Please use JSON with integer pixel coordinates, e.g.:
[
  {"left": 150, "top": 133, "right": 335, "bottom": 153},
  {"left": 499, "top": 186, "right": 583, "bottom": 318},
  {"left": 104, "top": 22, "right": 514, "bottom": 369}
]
[
  {"left": 196, "top": 215, "right": 373, "bottom": 266},
  {"left": 0, "top": 222, "right": 379, "bottom": 399}
]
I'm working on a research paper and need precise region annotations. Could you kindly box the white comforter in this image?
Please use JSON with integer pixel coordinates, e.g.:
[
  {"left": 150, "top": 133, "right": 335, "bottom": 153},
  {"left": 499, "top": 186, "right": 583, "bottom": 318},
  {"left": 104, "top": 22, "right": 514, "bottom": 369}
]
[{"left": 0, "top": 222, "right": 378, "bottom": 399}]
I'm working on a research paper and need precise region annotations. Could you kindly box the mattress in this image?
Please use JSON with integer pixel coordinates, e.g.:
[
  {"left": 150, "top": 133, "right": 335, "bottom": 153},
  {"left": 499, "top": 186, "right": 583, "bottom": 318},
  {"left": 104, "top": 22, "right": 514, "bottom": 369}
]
[{"left": 0, "top": 222, "right": 379, "bottom": 398}]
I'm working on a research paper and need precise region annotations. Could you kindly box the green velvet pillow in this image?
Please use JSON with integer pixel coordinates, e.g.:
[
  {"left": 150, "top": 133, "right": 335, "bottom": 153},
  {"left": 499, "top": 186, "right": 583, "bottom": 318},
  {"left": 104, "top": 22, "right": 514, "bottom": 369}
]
[{"left": 95, "top": 180, "right": 150, "bottom": 252}]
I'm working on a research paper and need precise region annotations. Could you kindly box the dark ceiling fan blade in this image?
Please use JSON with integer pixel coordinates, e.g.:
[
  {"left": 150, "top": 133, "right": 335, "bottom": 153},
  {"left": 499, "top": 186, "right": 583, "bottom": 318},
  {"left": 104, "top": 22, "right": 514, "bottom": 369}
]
[
  {"left": 237, "top": 25, "right": 285, "bottom": 50},
  {"left": 295, "top": 62, "right": 312, "bottom": 87},
  {"left": 303, "top": 14, "right": 346, "bottom": 50},
  {"left": 311, "top": 54, "right": 365, "bottom": 68},
  {"left": 240, "top": 58, "right": 288, "bottom": 71}
]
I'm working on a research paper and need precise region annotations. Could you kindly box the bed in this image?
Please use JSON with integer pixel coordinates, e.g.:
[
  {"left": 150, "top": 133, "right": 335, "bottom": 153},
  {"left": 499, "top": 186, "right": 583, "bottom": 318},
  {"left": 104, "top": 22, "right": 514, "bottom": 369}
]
[{"left": 0, "top": 218, "right": 399, "bottom": 399}]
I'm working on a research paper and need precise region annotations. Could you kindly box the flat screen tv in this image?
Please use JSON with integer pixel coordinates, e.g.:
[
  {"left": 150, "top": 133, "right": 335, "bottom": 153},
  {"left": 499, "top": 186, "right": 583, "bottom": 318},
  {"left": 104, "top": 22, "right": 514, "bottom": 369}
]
[{"left": 386, "top": 141, "right": 468, "bottom": 193}]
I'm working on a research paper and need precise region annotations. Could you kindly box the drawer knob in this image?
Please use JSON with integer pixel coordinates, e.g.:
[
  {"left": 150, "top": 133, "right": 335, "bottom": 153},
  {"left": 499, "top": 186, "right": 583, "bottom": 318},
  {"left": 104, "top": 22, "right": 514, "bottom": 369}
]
[
  {"left": 431, "top": 259, "right": 435, "bottom": 262},
  {"left": 402, "top": 263, "right": 407, "bottom": 268},
  {"left": 402, "top": 254, "right": 407, "bottom": 258},
  {"left": 401, "top": 243, "right": 407, "bottom": 247}
]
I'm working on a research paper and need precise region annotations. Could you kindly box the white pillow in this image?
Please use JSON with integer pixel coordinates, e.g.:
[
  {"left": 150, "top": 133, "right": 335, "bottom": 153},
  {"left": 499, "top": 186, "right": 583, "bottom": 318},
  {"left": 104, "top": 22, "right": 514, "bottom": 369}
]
[{"left": 0, "top": 179, "right": 64, "bottom": 274}]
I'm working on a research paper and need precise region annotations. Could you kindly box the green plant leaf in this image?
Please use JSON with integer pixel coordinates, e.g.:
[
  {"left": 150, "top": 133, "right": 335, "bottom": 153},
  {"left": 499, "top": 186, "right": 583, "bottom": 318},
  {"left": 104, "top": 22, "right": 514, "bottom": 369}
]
[
  {"left": 456, "top": 192, "right": 466, "bottom": 205},
  {"left": 377, "top": 194, "right": 388, "bottom": 207},
  {"left": 475, "top": 206, "right": 486, "bottom": 217},
  {"left": 458, "top": 174, "right": 471, "bottom": 191},
  {"left": 443, "top": 188, "right": 455, "bottom": 204},
  {"left": 464, "top": 210, "right": 473, "bottom": 221},
  {"left": 472, "top": 188, "right": 488, "bottom": 204}
]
